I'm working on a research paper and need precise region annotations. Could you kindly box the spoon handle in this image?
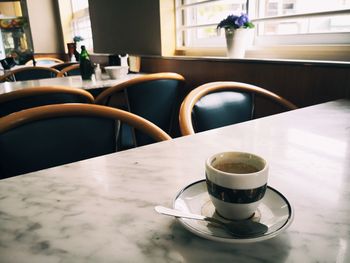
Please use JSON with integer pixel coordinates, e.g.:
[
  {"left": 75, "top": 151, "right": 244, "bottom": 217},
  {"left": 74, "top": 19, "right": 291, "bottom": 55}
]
[
  {"left": 155, "top": 206, "right": 208, "bottom": 221},
  {"left": 155, "top": 206, "right": 269, "bottom": 237}
]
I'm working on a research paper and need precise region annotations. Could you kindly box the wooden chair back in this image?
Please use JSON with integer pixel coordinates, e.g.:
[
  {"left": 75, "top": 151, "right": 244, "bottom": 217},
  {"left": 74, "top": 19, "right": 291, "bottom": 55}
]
[
  {"left": 95, "top": 72, "right": 185, "bottom": 148},
  {"left": 57, "top": 64, "right": 81, "bottom": 77},
  {"left": 51, "top": 62, "right": 78, "bottom": 71},
  {"left": 0, "top": 104, "right": 171, "bottom": 179},
  {"left": 25, "top": 57, "right": 64, "bottom": 66},
  {"left": 179, "top": 81, "right": 298, "bottom": 136},
  {"left": 0, "top": 66, "right": 59, "bottom": 82},
  {"left": 0, "top": 86, "right": 94, "bottom": 117}
]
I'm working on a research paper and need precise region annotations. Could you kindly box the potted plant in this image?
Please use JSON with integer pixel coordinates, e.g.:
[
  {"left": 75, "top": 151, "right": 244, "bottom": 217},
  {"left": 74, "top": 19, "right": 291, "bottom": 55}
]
[
  {"left": 67, "top": 36, "right": 84, "bottom": 62},
  {"left": 217, "top": 14, "right": 255, "bottom": 58},
  {"left": 73, "top": 35, "right": 84, "bottom": 44},
  {"left": 73, "top": 36, "right": 85, "bottom": 60}
]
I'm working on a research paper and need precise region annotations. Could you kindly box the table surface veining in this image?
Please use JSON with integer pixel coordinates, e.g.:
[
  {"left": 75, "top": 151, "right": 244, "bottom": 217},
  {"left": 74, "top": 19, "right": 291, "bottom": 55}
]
[
  {"left": 1, "top": 99, "right": 350, "bottom": 263},
  {"left": 0, "top": 73, "right": 143, "bottom": 95}
]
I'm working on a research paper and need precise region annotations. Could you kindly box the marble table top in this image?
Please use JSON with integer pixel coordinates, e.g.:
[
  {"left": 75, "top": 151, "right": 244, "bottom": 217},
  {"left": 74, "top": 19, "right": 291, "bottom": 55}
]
[
  {"left": 0, "top": 73, "right": 143, "bottom": 95},
  {"left": 1, "top": 99, "right": 350, "bottom": 263}
]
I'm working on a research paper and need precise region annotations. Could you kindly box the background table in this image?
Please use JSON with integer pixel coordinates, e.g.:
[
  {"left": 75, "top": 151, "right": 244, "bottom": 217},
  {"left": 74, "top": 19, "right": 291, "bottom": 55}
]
[
  {"left": 0, "top": 100, "right": 349, "bottom": 262},
  {"left": 0, "top": 73, "right": 143, "bottom": 96}
]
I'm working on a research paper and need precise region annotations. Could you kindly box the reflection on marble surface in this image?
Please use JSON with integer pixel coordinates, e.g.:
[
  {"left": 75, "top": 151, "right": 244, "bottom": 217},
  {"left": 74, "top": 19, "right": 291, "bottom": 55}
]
[
  {"left": 172, "top": 180, "right": 293, "bottom": 243},
  {"left": 1, "top": 100, "right": 350, "bottom": 262},
  {"left": 0, "top": 73, "right": 143, "bottom": 95}
]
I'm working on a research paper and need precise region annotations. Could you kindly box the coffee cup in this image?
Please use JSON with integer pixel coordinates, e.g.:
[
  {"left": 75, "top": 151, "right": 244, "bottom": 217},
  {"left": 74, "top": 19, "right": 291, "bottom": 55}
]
[{"left": 205, "top": 151, "right": 268, "bottom": 220}]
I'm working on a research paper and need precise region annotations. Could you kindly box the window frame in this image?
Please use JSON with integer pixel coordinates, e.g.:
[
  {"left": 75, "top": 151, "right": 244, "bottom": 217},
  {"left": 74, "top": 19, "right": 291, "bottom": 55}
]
[
  {"left": 249, "top": 7, "right": 350, "bottom": 46},
  {"left": 175, "top": 0, "right": 350, "bottom": 61},
  {"left": 70, "top": 0, "right": 93, "bottom": 51}
]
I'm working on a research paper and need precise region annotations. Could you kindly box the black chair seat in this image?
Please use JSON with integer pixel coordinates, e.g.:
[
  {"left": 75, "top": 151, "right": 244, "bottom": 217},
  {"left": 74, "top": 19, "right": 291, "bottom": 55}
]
[
  {"left": 193, "top": 91, "right": 253, "bottom": 132},
  {"left": 179, "top": 81, "right": 298, "bottom": 136},
  {"left": 0, "top": 86, "right": 94, "bottom": 117},
  {"left": 0, "top": 104, "right": 171, "bottom": 179},
  {"left": 0, "top": 66, "right": 59, "bottom": 82},
  {"left": 95, "top": 72, "right": 185, "bottom": 148}
]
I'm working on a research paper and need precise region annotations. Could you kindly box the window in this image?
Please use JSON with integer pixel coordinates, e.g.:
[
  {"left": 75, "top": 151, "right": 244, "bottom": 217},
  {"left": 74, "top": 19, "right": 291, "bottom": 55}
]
[
  {"left": 175, "top": 0, "right": 350, "bottom": 58},
  {"left": 70, "top": 0, "right": 93, "bottom": 51},
  {"left": 252, "top": 0, "right": 350, "bottom": 46},
  {"left": 176, "top": 0, "right": 248, "bottom": 48}
]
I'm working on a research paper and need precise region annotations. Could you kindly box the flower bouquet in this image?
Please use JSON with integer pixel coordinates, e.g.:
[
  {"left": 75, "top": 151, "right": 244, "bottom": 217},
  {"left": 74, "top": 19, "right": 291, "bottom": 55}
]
[
  {"left": 217, "top": 14, "right": 254, "bottom": 31},
  {"left": 217, "top": 14, "right": 254, "bottom": 58}
]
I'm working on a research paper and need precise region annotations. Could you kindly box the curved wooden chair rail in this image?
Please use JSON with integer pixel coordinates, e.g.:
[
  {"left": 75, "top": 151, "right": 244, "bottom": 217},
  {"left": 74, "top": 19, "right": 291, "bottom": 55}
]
[
  {"left": 0, "top": 66, "right": 60, "bottom": 82},
  {"left": 94, "top": 72, "right": 185, "bottom": 149},
  {"left": 0, "top": 104, "right": 171, "bottom": 178},
  {"left": 57, "top": 64, "right": 80, "bottom": 77},
  {"left": 0, "top": 104, "right": 172, "bottom": 142},
  {"left": 94, "top": 72, "right": 185, "bottom": 104},
  {"left": 0, "top": 86, "right": 94, "bottom": 105},
  {"left": 25, "top": 57, "right": 64, "bottom": 66},
  {"left": 0, "top": 86, "right": 94, "bottom": 118},
  {"left": 51, "top": 62, "right": 78, "bottom": 71},
  {"left": 179, "top": 81, "right": 298, "bottom": 136}
]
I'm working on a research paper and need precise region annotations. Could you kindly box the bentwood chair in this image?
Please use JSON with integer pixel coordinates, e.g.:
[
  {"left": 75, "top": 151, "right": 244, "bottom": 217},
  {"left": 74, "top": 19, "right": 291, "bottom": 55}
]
[
  {"left": 179, "top": 81, "right": 298, "bottom": 136},
  {"left": 25, "top": 57, "right": 64, "bottom": 66},
  {"left": 0, "top": 86, "right": 94, "bottom": 117},
  {"left": 51, "top": 61, "right": 78, "bottom": 71},
  {"left": 95, "top": 72, "right": 185, "bottom": 148},
  {"left": 0, "top": 104, "right": 171, "bottom": 179},
  {"left": 57, "top": 64, "right": 81, "bottom": 77},
  {"left": 0, "top": 66, "right": 59, "bottom": 82}
]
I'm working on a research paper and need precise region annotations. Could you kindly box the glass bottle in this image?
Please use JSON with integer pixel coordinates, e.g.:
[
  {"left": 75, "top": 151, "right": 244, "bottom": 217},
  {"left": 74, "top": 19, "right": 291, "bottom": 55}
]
[
  {"left": 79, "top": 45, "right": 93, "bottom": 80},
  {"left": 94, "top": 63, "right": 102, "bottom": 81}
]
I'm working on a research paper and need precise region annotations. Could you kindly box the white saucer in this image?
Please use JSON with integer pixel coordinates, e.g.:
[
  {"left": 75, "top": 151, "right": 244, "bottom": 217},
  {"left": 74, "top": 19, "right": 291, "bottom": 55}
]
[{"left": 173, "top": 180, "right": 294, "bottom": 243}]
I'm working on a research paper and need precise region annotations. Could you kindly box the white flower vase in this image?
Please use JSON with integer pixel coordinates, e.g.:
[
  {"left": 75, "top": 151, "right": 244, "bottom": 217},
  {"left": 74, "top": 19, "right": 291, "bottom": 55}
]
[{"left": 225, "top": 28, "right": 253, "bottom": 58}]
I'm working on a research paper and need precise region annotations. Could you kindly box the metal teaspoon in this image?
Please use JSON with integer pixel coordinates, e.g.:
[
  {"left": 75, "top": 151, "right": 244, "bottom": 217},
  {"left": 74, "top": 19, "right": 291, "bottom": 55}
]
[{"left": 155, "top": 206, "right": 268, "bottom": 238}]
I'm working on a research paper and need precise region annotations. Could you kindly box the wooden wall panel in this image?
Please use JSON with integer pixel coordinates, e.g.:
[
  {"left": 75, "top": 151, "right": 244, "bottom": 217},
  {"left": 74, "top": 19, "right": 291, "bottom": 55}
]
[
  {"left": 140, "top": 56, "right": 350, "bottom": 136},
  {"left": 141, "top": 57, "right": 350, "bottom": 107}
]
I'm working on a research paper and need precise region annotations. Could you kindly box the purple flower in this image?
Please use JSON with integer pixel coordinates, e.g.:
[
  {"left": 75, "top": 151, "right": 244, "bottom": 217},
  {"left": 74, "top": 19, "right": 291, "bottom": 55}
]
[
  {"left": 217, "top": 15, "right": 239, "bottom": 29},
  {"left": 235, "top": 14, "right": 249, "bottom": 27},
  {"left": 217, "top": 13, "right": 254, "bottom": 30}
]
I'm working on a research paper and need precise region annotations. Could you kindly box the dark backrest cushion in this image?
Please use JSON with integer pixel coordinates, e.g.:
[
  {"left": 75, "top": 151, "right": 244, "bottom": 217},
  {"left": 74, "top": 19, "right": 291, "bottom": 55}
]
[
  {"left": 52, "top": 63, "right": 81, "bottom": 76},
  {"left": 0, "top": 93, "right": 92, "bottom": 117},
  {"left": 125, "top": 79, "right": 180, "bottom": 146},
  {"left": 52, "top": 62, "right": 78, "bottom": 71},
  {"left": 65, "top": 68, "right": 81, "bottom": 76},
  {"left": 192, "top": 91, "right": 254, "bottom": 133},
  {"left": 14, "top": 69, "right": 57, "bottom": 81},
  {"left": 0, "top": 116, "right": 117, "bottom": 179}
]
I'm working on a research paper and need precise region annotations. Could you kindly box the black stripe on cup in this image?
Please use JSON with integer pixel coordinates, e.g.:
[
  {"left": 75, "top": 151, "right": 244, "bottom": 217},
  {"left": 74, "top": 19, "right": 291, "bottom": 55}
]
[{"left": 206, "top": 176, "right": 267, "bottom": 204}]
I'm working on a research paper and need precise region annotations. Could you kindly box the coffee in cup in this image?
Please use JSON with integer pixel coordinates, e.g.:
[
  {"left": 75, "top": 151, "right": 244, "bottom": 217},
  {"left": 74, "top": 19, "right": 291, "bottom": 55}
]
[{"left": 205, "top": 151, "right": 268, "bottom": 220}]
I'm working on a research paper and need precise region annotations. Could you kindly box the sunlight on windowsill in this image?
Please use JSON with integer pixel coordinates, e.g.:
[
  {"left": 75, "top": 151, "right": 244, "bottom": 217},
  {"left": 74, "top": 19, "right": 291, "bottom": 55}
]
[{"left": 175, "top": 44, "right": 350, "bottom": 63}]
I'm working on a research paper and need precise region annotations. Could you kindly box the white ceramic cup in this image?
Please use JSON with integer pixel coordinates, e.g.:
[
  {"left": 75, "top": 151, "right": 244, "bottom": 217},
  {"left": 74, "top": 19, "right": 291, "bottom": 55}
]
[{"left": 205, "top": 151, "right": 269, "bottom": 220}]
